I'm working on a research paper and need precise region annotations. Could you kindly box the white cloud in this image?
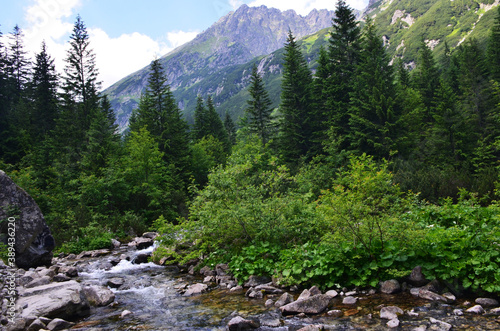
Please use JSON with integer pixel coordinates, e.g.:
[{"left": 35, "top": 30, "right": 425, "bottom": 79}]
[
  {"left": 165, "top": 30, "right": 199, "bottom": 50},
  {"left": 246, "top": 0, "right": 369, "bottom": 15}
]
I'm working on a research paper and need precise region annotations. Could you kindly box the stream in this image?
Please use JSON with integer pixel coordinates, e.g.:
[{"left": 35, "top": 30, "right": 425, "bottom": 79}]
[{"left": 67, "top": 245, "right": 500, "bottom": 330}]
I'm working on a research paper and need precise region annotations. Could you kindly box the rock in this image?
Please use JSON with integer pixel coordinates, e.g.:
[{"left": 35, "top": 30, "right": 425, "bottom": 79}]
[
  {"left": 408, "top": 266, "right": 428, "bottom": 286},
  {"left": 244, "top": 275, "right": 271, "bottom": 287},
  {"left": 46, "top": 318, "right": 73, "bottom": 331},
  {"left": 227, "top": 316, "right": 259, "bottom": 330},
  {"left": 487, "top": 307, "right": 500, "bottom": 315},
  {"left": 133, "top": 237, "right": 154, "bottom": 249},
  {"left": 386, "top": 319, "right": 400, "bottom": 328},
  {"left": 309, "top": 286, "right": 322, "bottom": 296},
  {"left": 260, "top": 317, "right": 281, "bottom": 327},
  {"left": 344, "top": 290, "right": 357, "bottom": 296},
  {"left": 298, "top": 326, "right": 322, "bottom": 331},
  {"left": 475, "top": 298, "right": 499, "bottom": 307},
  {"left": 199, "top": 266, "right": 216, "bottom": 277},
  {"left": 120, "top": 310, "right": 133, "bottom": 318},
  {"left": 280, "top": 294, "right": 331, "bottom": 315},
  {"left": 342, "top": 296, "right": 357, "bottom": 305},
  {"left": 429, "top": 317, "right": 452, "bottom": 331},
  {"left": 108, "top": 255, "right": 121, "bottom": 266},
  {"left": 324, "top": 290, "right": 338, "bottom": 299},
  {"left": 38, "top": 268, "right": 55, "bottom": 278},
  {"left": 26, "top": 318, "right": 46, "bottom": 331},
  {"left": 380, "top": 279, "right": 401, "bottom": 294},
  {"left": 327, "top": 309, "right": 343, "bottom": 317},
  {"left": 183, "top": 283, "right": 208, "bottom": 296},
  {"left": 442, "top": 292, "right": 456, "bottom": 303},
  {"left": 82, "top": 285, "right": 115, "bottom": 306},
  {"left": 17, "top": 280, "right": 90, "bottom": 320},
  {"left": 0, "top": 170, "right": 55, "bottom": 269},
  {"left": 142, "top": 231, "right": 158, "bottom": 239},
  {"left": 422, "top": 279, "right": 442, "bottom": 293},
  {"left": 132, "top": 253, "right": 149, "bottom": 264},
  {"left": 229, "top": 285, "right": 244, "bottom": 292},
  {"left": 246, "top": 289, "right": 264, "bottom": 299},
  {"left": 59, "top": 266, "right": 78, "bottom": 277},
  {"left": 216, "top": 263, "right": 229, "bottom": 276},
  {"left": 466, "top": 305, "right": 485, "bottom": 314},
  {"left": 25, "top": 275, "right": 51, "bottom": 288},
  {"left": 6, "top": 318, "right": 26, "bottom": 331},
  {"left": 265, "top": 299, "right": 274, "bottom": 307},
  {"left": 297, "top": 289, "right": 311, "bottom": 301},
  {"left": 380, "top": 306, "right": 403, "bottom": 320},
  {"left": 111, "top": 238, "right": 121, "bottom": 248},
  {"left": 90, "top": 249, "right": 111, "bottom": 257},
  {"left": 453, "top": 309, "right": 464, "bottom": 316},
  {"left": 52, "top": 273, "right": 71, "bottom": 282},
  {"left": 275, "top": 292, "right": 294, "bottom": 307},
  {"left": 254, "top": 284, "right": 284, "bottom": 295},
  {"left": 417, "top": 289, "right": 448, "bottom": 302}
]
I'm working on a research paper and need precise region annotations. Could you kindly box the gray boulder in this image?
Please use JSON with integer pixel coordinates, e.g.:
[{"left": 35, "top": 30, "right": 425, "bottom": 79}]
[
  {"left": 0, "top": 170, "right": 55, "bottom": 269},
  {"left": 275, "top": 292, "right": 294, "bottom": 307},
  {"left": 183, "top": 283, "right": 208, "bottom": 296},
  {"left": 380, "top": 279, "right": 401, "bottom": 294},
  {"left": 46, "top": 318, "right": 74, "bottom": 331},
  {"left": 475, "top": 298, "right": 499, "bottom": 307},
  {"left": 82, "top": 285, "right": 115, "bottom": 306},
  {"left": 408, "top": 266, "right": 428, "bottom": 286},
  {"left": 280, "top": 294, "right": 331, "bottom": 315},
  {"left": 227, "top": 316, "right": 259, "bottom": 330},
  {"left": 17, "top": 280, "right": 90, "bottom": 320},
  {"left": 244, "top": 275, "right": 271, "bottom": 287},
  {"left": 380, "top": 306, "right": 403, "bottom": 320}
]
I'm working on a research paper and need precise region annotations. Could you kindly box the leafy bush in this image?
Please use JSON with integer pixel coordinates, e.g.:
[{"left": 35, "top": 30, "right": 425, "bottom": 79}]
[{"left": 58, "top": 222, "right": 114, "bottom": 254}]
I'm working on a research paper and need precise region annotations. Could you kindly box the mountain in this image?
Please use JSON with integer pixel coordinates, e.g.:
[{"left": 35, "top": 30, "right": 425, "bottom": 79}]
[
  {"left": 104, "top": 4, "right": 337, "bottom": 131},
  {"left": 366, "top": 0, "right": 500, "bottom": 66}
]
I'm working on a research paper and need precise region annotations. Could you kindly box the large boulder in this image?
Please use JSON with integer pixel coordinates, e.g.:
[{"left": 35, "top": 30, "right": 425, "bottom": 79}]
[
  {"left": 17, "top": 280, "right": 90, "bottom": 320},
  {"left": 0, "top": 170, "right": 55, "bottom": 269},
  {"left": 280, "top": 294, "right": 331, "bottom": 315}
]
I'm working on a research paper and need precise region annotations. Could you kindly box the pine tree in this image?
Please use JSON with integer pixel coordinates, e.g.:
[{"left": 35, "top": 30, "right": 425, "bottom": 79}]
[
  {"left": 279, "top": 30, "right": 314, "bottom": 163},
  {"left": 0, "top": 26, "right": 9, "bottom": 161},
  {"left": 193, "top": 95, "right": 208, "bottom": 140},
  {"left": 487, "top": 5, "right": 500, "bottom": 83},
  {"left": 205, "top": 95, "right": 230, "bottom": 149},
  {"left": 413, "top": 39, "right": 439, "bottom": 121},
  {"left": 325, "top": 0, "right": 361, "bottom": 149},
  {"left": 245, "top": 63, "right": 275, "bottom": 144},
  {"left": 311, "top": 46, "right": 330, "bottom": 151},
  {"left": 224, "top": 111, "right": 237, "bottom": 146},
  {"left": 31, "top": 41, "right": 59, "bottom": 140},
  {"left": 62, "top": 15, "right": 101, "bottom": 127},
  {"left": 7, "top": 25, "right": 31, "bottom": 100},
  {"left": 348, "top": 18, "right": 397, "bottom": 159}
]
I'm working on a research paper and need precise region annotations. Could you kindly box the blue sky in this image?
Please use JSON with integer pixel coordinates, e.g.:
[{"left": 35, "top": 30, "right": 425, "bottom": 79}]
[{"left": 0, "top": 0, "right": 369, "bottom": 88}]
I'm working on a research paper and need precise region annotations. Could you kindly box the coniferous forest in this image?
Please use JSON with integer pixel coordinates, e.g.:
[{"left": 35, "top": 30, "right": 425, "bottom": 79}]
[{"left": 1, "top": 2, "right": 500, "bottom": 293}]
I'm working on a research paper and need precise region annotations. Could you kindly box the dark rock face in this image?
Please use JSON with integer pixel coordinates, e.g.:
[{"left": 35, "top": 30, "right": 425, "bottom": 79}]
[{"left": 0, "top": 170, "right": 55, "bottom": 269}]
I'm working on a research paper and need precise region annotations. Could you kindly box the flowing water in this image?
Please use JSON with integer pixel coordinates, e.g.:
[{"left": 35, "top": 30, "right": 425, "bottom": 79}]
[{"left": 70, "top": 246, "right": 500, "bottom": 330}]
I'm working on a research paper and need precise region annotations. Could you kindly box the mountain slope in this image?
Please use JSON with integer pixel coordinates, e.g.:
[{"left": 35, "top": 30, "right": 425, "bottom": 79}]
[{"left": 104, "top": 5, "right": 336, "bottom": 130}]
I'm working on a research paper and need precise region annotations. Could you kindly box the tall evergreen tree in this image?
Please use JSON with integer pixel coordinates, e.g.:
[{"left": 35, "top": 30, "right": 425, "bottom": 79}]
[
  {"left": 31, "top": 41, "right": 59, "bottom": 140},
  {"left": 347, "top": 18, "right": 397, "bottom": 159},
  {"left": 487, "top": 5, "right": 500, "bottom": 83},
  {"left": 205, "top": 95, "right": 230, "bottom": 149},
  {"left": 413, "top": 39, "right": 439, "bottom": 121},
  {"left": 279, "top": 30, "right": 314, "bottom": 163},
  {"left": 245, "top": 63, "right": 275, "bottom": 144},
  {"left": 224, "top": 111, "right": 237, "bottom": 146},
  {"left": 325, "top": 0, "right": 361, "bottom": 149},
  {"left": 311, "top": 46, "right": 330, "bottom": 151},
  {"left": 0, "top": 26, "right": 9, "bottom": 161},
  {"left": 7, "top": 25, "right": 31, "bottom": 100},
  {"left": 193, "top": 95, "right": 208, "bottom": 140}
]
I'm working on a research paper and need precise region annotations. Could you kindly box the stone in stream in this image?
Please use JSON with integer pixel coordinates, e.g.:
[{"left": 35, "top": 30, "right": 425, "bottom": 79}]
[
  {"left": 429, "top": 317, "right": 452, "bottom": 331},
  {"left": 183, "top": 283, "right": 208, "bottom": 296},
  {"left": 132, "top": 253, "right": 150, "bottom": 264},
  {"left": 244, "top": 275, "right": 271, "bottom": 287},
  {"left": 466, "top": 305, "right": 485, "bottom": 314},
  {"left": 325, "top": 289, "right": 339, "bottom": 299},
  {"left": 46, "top": 318, "right": 74, "bottom": 331},
  {"left": 227, "top": 316, "right": 259, "bottom": 330},
  {"left": 407, "top": 266, "right": 428, "bottom": 286},
  {"left": 380, "top": 306, "right": 404, "bottom": 320},
  {"left": 342, "top": 296, "right": 357, "bottom": 305},
  {"left": 275, "top": 292, "right": 294, "bottom": 308},
  {"left": 280, "top": 294, "right": 331, "bottom": 315},
  {"left": 82, "top": 285, "right": 115, "bottom": 306},
  {"left": 416, "top": 289, "right": 448, "bottom": 303},
  {"left": 26, "top": 318, "right": 46, "bottom": 331},
  {"left": 0, "top": 170, "right": 55, "bottom": 269},
  {"left": 380, "top": 279, "right": 401, "bottom": 294},
  {"left": 386, "top": 319, "right": 400, "bottom": 328},
  {"left": 475, "top": 298, "right": 499, "bottom": 307}
]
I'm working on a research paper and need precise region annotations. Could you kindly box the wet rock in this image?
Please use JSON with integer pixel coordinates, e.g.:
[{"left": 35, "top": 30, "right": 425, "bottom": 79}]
[
  {"left": 280, "top": 294, "right": 331, "bottom": 315},
  {"left": 380, "top": 279, "right": 401, "bottom": 294},
  {"left": 108, "top": 255, "right": 121, "bottom": 266},
  {"left": 230, "top": 285, "right": 244, "bottom": 292},
  {"left": 453, "top": 309, "right": 464, "bottom": 316},
  {"left": 132, "top": 253, "right": 149, "bottom": 264},
  {"left": 386, "top": 319, "right": 399, "bottom": 328},
  {"left": 227, "top": 316, "right": 259, "bottom": 330},
  {"left": 142, "top": 232, "right": 158, "bottom": 239},
  {"left": 199, "top": 266, "right": 216, "bottom": 277},
  {"left": 52, "top": 273, "right": 71, "bottom": 282},
  {"left": 297, "top": 289, "right": 311, "bottom": 301},
  {"left": 120, "top": 310, "right": 133, "bottom": 318},
  {"left": 254, "top": 284, "right": 284, "bottom": 295},
  {"left": 298, "top": 325, "right": 322, "bottom": 331},
  {"left": 260, "top": 316, "right": 281, "bottom": 327},
  {"left": 466, "top": 305, "right": 485, "bottom": 314},
  {"left": 26, "top": 318, "right": 46, "bottom": 331},
  {"left": 130, "top": 237, "right": 154, "bottom": 250},
  {"left": 244, "top": 275, "right": 272, "bottom": 287},
  {"left": 183, "top": 283, "right": 208, "bottom": 296},
  {"left": 442, "top": 292, "right": 456, "bottom": 303},
  {"left": 265, "top": 299, "right": 274, "bottom": 307},
  {"left": 344, "top": 290, "right": 357, "bottom": 296},
  {"left": 0, "top": 170, "right": 55, "bottom": 269},
  {"left": 46, "top": 318, "right": 74, "bottom": 331},
  {"left": 17, "top": 280, "right": 90, "bottom": 320},
  {"left": 327, "top": 309, "right": 343, "bottom": 317},
  {"left": 408, "top": 266, "right": 428, "bottom": 286},
  {"left": 38, "top": 268, "right": 55, "bottom": 279},
  {"left": 380, "top": 306, "right": 403, "bottom": 320},
  {"left": 429, "top": 317, "right": 452, "bottom": 331},
  {"left": 343, "top": 296, "right": 357, "bottom": 305},
  {"left": 487, "top": 307, "right": 500, "bottom": 316},
  {"left": 325, "top": 290, "right": 338, "bottom": 299},
  {"left": 111, "top": 238, "right": 121, "bottom": 248},
  {"left": 246, "top": 289, "right": 264, "bottom": 299},
  {"left": 203, "top": 276, "right": 215, "bottom": 283},
  {"left": 6, "top": 318, "right": 26, "bottom": 331},
  {"left": 475, "top": 298, "right": 499, "bottom": 307},
  {"left": 422, "top": 279, "right": 442, "bottom": 293},
  {"left": 90, "top": 249, "right": 111, "bottom": 257},
  {"left": 216, "top": 263, "right": 229, "bottom": 276},
  {"left": 59, "top": 266, "right": 78, "bottom": 277},
  {"left": 417, "top": 289, "right": 448, "bottom": 302},
  {"left": 275, "top": 292, "right": 294, "bottom": 308},
  {"left": 82, "top": 285, "right": 115, "bottom": 306}
]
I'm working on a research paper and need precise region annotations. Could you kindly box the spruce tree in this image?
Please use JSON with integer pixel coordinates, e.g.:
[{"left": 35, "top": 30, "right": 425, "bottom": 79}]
[
  {"left": 205, "top": 95, "right": 230, "bottom": 149},
  {"left": 413, "top": 39, "right": 439, "bottom": 121},
  {"left": 193, "top": 95, "right": 208, "bottom": 140},
  {"left": 487, "top": 5, "right": 500, "bottom": 83},
  {"left": 245, "top": 63, "right": 274, "bottom": 144},
  {"left": 325, "top": 0, "right": 361, "bottom": 149},
  {"left": 311, "top": 46, "right": 330, "bottom": 151},
  {"left": 31, "top": 41, "right": 59, "bottom": 140},
  {"left": 7, "top": 25, "right": 31, "bottom": 100},
  {"left": 279, "top": 30, "right": 314, "bottom": 163},
  {"left": 348, "top": 18, "right": 397, "bottom": 159},
  {"left": 224, "top": 111, "right": 237, "bottom": 146}
]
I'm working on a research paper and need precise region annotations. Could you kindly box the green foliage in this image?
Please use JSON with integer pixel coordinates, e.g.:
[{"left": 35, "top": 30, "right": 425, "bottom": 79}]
[{"left": 58, "top": 222, "right": 114, "bottom": 254}]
